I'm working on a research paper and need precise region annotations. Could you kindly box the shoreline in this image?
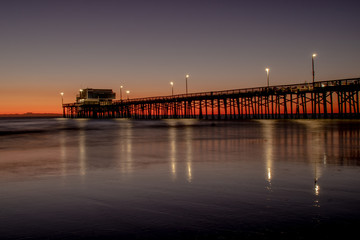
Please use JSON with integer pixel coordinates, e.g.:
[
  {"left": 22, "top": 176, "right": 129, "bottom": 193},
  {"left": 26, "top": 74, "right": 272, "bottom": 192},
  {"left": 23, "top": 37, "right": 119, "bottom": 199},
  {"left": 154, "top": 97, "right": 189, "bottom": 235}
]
[{"left": 0, "top": 113, "right": 62, "bottom": 118}]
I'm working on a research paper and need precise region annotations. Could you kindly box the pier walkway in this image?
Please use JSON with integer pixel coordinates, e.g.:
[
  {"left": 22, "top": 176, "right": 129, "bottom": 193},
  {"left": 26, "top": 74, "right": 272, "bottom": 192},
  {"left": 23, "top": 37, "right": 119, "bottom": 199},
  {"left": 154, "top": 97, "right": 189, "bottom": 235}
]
[{"left": 63, "top": 78, "right": 360, "bottom": 119}]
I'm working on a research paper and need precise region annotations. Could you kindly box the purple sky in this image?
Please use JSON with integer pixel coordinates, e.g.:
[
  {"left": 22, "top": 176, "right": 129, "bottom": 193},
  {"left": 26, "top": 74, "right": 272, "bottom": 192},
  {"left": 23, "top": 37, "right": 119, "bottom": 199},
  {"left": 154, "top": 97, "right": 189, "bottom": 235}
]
[{"left": 0, "top": 0, "right": 359, "bottom": 113}]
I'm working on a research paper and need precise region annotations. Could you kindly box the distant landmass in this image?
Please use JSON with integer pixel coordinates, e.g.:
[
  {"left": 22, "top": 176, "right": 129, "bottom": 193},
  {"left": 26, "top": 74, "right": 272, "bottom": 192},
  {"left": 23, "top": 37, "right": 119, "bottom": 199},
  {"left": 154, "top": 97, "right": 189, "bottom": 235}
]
[{"left": 0, "top": 113, "right": 62, "bottom": 118}]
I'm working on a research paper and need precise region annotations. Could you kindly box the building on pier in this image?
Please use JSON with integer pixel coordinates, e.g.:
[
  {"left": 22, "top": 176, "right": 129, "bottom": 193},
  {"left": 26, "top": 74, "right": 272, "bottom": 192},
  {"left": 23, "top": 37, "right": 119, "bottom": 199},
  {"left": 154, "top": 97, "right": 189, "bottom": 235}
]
[{"left": 76, "top": 88, "right": 115, "bottom": 104}]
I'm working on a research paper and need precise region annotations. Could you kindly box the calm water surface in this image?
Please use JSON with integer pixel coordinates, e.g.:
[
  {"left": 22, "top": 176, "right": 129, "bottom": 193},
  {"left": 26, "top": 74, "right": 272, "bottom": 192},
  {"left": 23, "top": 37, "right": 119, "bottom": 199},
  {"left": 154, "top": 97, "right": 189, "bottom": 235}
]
[{"left": 0, "top": 118, "right": 359, "bottom": 239}]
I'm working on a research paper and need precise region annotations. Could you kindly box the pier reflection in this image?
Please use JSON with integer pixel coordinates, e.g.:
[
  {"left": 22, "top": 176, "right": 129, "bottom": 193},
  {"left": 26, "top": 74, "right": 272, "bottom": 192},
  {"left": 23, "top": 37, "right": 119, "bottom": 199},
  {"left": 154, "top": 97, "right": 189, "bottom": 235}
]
[
  {"left": 185, "top": 126, "right": 193, "bottom": 183},
  {"left": 60, "top": 131, "right": 67, "bottom": 177},
  {"left": 1, "top": 120, "right": 360, "bottom": 240},
  {"left": 168, "top": 126, "right": 177, "bottom": 179},
  {"left": 0, "top": 119, "right": 359, "bottom": 184},
  {"left": 79, "top": 127, "right": 86, "bottom": 177},
  {"left": 301, "top": 121, "right": 324, "bottom": 198},
  {"left": 117, "top": 121, "right": 133, "bottom": 174},
  {"left": 261, "top": 121, "right": 274, "bottom": 191},
  {"left": 256, "top": 120, "right": 360, "bottom": 204}
]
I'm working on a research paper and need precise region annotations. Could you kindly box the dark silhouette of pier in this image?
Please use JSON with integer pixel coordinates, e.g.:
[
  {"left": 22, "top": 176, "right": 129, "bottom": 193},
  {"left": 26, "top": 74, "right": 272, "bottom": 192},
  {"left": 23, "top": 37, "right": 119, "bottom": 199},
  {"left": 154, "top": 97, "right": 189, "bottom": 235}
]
[{"left": 63, "top": 78, "right": 360, "bottom": 119}]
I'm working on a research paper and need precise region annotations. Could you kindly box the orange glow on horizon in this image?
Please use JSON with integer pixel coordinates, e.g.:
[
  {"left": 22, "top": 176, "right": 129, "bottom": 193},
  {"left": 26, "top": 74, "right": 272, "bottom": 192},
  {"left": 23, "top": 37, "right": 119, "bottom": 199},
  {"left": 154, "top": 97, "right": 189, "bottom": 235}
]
[
  {"left": 0, "top": 88, "right": 64, "bottom": 115},
  {"left": 0, "top": 83, "right": 347, "bottom": 115}
]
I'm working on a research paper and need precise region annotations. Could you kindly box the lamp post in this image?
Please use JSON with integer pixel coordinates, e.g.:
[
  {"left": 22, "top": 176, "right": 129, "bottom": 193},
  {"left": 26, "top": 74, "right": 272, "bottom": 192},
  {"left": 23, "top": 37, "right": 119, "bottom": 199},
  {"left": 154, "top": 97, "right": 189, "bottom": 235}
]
[
  {"left": 120, "top": 85, "right": 123, "bottom": 100},
  {"left": 185, "top": 74, "right": 189, "bottom": 94},
  {"left": 265, "top": 68, "right": 270, "bottom": 87},
  {"left": 312, "top": 53, "right": 317, "bottom": 84},
  {"left": 79, "top": 89, "right": 84, "bottom": 103},
  {"left": 60, "top": 92, "right": 64, "bottom": 117},
  {"left": 60, "top": 92, "right": 64, "bottom": 105},
  {"left": 126, "top": 90, "right": 130, "bottom": 100},
  {"left": 170, "top": 82, "right": 174, "bottom": 96}
]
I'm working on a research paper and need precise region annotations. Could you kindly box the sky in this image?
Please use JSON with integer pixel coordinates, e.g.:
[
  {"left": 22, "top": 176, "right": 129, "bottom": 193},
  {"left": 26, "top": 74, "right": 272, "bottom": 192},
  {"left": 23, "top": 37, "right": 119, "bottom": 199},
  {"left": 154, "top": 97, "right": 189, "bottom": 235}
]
[{"left": 0, "top": 0, "right": 359, "bottom": 114}]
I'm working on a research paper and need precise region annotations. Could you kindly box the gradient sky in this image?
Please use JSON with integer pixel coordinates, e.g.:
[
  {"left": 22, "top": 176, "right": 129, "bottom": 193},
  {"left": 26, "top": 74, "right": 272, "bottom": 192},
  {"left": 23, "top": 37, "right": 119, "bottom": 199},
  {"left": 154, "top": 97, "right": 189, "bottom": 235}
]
[{"left": 1, "top": 0, "right": 359, "bottom": 114}]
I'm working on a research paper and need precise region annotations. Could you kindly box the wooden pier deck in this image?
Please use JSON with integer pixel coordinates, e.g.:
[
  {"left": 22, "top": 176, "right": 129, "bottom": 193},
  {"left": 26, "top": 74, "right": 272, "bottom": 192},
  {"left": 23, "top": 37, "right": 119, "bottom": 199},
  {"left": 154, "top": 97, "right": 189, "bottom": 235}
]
[{"left": 63, "top": 78, "right": 360, "bottom": 119}]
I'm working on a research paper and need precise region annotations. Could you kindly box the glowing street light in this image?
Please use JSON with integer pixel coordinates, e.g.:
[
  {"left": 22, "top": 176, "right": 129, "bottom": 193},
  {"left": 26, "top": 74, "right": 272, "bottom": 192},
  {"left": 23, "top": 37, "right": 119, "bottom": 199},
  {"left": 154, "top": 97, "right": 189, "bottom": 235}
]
[
  {"left": 126, "top": 90, "right": 130, "bottom": 100},
  {"left": 185, "top": 74, "right": 189, "bottom": 94},
  {"left": 312, "top": 53, "right": 317, "bottom": 84},
  {"left": 120, "top": 85, "right": 123, "bottom": 100},
  {"left": 265, "top": 68, "right": 270, "bottom": 87},
  {"left": 170, "top": 82, "right": 174, "bottom": 96}
]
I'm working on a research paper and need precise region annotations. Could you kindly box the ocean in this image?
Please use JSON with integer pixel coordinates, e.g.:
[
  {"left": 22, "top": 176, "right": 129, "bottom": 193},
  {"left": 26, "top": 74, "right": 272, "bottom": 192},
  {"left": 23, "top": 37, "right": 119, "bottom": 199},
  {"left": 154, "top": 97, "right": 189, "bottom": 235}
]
[{"left": 0, "top": 118, "right": 359, "bottom": 239}]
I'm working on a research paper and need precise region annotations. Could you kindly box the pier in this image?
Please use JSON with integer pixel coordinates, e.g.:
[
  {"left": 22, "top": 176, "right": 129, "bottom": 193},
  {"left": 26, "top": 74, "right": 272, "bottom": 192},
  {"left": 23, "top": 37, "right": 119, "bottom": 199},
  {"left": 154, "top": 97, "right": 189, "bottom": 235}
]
[{"left": 63, "top": 78, "right": 360, "bottom": 119}]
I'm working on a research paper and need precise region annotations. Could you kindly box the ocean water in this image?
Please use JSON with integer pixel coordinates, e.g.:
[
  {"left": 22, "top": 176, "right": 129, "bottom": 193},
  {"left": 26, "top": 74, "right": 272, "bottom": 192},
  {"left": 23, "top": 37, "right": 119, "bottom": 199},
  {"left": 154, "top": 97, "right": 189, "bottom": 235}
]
[{"left": 0, "top": 118, "right": 359, "bottom": 239}]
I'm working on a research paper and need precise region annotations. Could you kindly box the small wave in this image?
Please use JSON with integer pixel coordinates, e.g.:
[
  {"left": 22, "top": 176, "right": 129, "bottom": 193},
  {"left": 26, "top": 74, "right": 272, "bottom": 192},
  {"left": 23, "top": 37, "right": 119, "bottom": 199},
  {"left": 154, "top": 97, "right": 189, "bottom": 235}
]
[{"left": 0, "top": 129, "right": 48, "bottom": 136}]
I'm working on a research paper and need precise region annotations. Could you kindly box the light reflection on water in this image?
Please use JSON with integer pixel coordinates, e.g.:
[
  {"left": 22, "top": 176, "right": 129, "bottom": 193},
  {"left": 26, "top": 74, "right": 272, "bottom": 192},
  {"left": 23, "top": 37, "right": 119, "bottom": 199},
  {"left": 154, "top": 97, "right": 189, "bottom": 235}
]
[
  {"left": 185, "top": 126, "right": 193, "bottom": 182},
  {"left": 169, "top": 126, "right": 177, "bottom": 180},
  {"left": 0, "top": 118, "right": 359, "bottom": 239}
]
